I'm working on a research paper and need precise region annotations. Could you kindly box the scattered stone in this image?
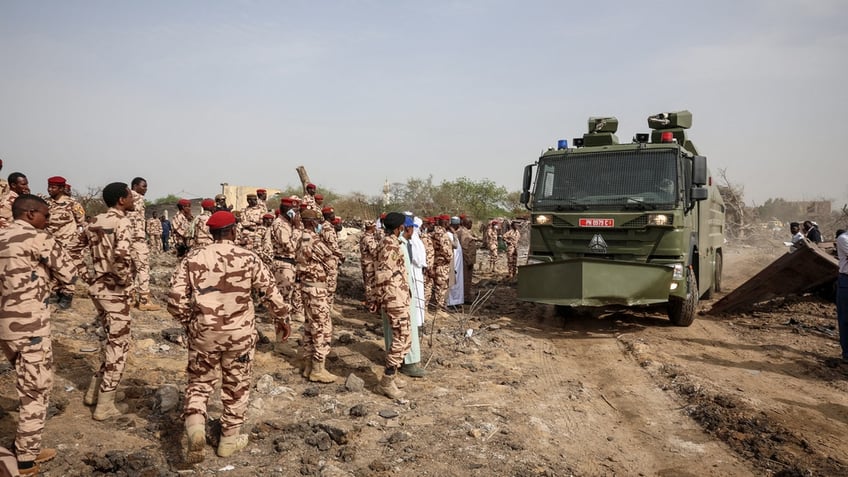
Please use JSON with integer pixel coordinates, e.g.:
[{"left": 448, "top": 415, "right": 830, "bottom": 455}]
[
  {"left": 344, "top": 373, "right": 364, "bottom": 393},
  {"left": 368, "top": 460, "right": 390, "bottom": 472},
  {"left": 158, "top": 344, "right": 171, "bottom": 352},
  {"left": 256, "top": 374, "right": 276, "bottom": 394},
  {"left": 385, "top": 431, "right": 410, "bottom": 444},
  {"left": 305, "top": 430, "right": 332, "bottom": 451},
  {"left": 320, "top": 463, "right": 355, "bottom": 477},
  {"left": 155, "top": 385, "right": 180, "bottom": 413},
  {"left": 487, "top": 324, "right": 501, "bottom": 330},
  {"left": 378, "top": 409, "right": 399, "bottom": 419},
  {"left": 337, "top": 333, "right": 354, "bottom": 345},
  {"left": 303, "top": 387, "right": 320, "bottom": 397},
  {"left": 468, "top": 428, "right": 483, "bottom": 439},
  {"left": 317, "top": 423, "right": 349, "bottom": 445},
  {"left": 349, "top": 404, "right": 368, "bottom": 417}
]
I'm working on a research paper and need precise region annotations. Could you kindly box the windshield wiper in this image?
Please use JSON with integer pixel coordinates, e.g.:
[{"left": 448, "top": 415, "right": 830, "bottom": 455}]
[{"left": 607, "top": 196, "right": 657, "bottom": 211}]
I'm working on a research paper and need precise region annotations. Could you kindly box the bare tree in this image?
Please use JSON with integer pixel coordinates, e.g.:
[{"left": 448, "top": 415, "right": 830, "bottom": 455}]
[{"left": 716, "top": 168, "right": 751, "bottom": 240}]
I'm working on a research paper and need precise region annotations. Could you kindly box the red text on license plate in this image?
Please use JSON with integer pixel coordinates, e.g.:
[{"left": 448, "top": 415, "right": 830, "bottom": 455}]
[{"left": 578, "top": 218, "right": 614, "bottom": 227}]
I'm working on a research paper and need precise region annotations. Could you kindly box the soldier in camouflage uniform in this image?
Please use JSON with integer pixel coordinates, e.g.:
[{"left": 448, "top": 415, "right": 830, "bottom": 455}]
[
  {"left": 359, "top": 221, "right": 379, "bottom": 309},
  {"left": 420, "top": 218, "right": 435, "bottom": 305},
  {"left": 301, "top": 184, "right": 318, "bottom": 212},
  {"left": 255, "top": 213, "right": 275, "bottom": 265},
  {"left": 458, "top": 216, "right": 480, "bottom": 301},
  {"left": 171, "top": 199, "right": 193, "bottom": 257},
  {"left": 146, "top": 213, "right": 163, "bottom": 252},
  {"left": 503, "top": 221, "right": 520, "bottom": 278},
  {"left": 167, "top": 210, "right": 291, "bottom": 463},
  {"left": 0, "top": 173, "right": 30, "bottom": 229},
  {"left": 240, "top": 193, "right": 265, "bottom": 252},
  {"left": 256, "top": 189, "right": 270, "bottom": 213},
  {"left": 45, "top": 176, "right": 85, "bottom": 309},
  {"left": 320, "top": 206, "right": 344, "bottom": 312},
  {"left": 430, "top": 214, "right": 454, "bottom": 309},
  {"left": 191, "top": 199, "right": 216, "bottom": 248},
  {"left": 485, "top": 221, "right": 499, "bottom": 272},
  {"left": 0, "top": 159, "right": 8, "bottom": 203},
  {"left": 1, "top": 194, "right": 77, "bottom": 475},
  {"left": 296, "top": 209, "right": 337, "bottom": 383},
  {"left": 372, "top": 212, "right": 412, "bottom": 399},
  {"left": 80, "top": 182, "right": 137, "bottom": 421},
  {"left": 270, "top": 198, "right": 303, "bottom": 322},
  {"left": 128, "top": 178, "right": 161, "bottom": 311}
]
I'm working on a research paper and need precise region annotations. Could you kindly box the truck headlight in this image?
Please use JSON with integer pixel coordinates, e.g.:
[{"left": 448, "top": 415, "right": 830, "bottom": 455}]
[
  {"left": 647, "top": 214, "right": 670, "bottom": 226},
  {"left": 669, "top": 263, "right": 684, "bottom": 280},
  {"left": 535, "top": 214, "right": 552, "bottom": 225}
]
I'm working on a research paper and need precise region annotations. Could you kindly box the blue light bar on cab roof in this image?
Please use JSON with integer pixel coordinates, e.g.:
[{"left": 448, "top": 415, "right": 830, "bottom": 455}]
[{"left": 557, "top": 139, "right": 568, "bottom": 150}]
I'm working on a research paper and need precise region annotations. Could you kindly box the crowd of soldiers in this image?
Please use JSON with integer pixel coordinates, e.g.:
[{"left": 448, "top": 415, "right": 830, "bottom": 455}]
[{"left": 0, "top": 163, "right": 519, "bottom": 473}]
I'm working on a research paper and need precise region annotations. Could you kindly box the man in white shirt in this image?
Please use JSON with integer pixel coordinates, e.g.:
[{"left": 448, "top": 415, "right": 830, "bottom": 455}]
[{"left": 836, "top": 229, "right": 848, "bottom": 364}]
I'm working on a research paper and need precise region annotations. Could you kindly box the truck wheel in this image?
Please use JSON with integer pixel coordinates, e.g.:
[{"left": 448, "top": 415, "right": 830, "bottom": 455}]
[
  {"left": 713, "top": 252, "right": 722, "bottom": 293},
  {"left": 668, "top": 269, "right": 698, "bottom": 327},
  {"left": 555, "top": 305, "right": 577, "bottom": 318}
]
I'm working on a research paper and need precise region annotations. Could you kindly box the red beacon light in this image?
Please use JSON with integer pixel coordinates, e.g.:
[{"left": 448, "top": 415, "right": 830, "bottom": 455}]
[{"left": 660, "top": 131, "right": 674, "bottom": 143}]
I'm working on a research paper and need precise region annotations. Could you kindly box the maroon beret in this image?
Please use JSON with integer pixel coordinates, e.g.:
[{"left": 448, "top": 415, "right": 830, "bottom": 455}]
[
  {"left": 201, "top": 199, "right": 215, "bottom": 209},
  {"left": 206, "top": 211, "right": 236, "bottom": 230},
  {"left": 48, "top": 176, "right": 67, "bottom": 186},
  {"left": 178, "top": 199, "right": 191, "bottom": 207}
]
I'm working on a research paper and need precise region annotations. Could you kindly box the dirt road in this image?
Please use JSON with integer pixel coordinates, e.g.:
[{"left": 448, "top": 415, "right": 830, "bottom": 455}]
[{"left": 1, "top": 242, "right": 846, "bottom": 476}]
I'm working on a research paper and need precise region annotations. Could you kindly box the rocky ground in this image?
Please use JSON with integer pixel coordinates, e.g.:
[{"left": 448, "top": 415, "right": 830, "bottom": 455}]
[{"left": 1, "top": 233, "right": 846, "bottom": 477}]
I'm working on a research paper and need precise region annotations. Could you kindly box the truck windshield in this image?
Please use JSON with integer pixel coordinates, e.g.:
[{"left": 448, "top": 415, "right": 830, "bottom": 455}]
[{"left": 533, "top": 149, "right": 678, "bottom": 210}]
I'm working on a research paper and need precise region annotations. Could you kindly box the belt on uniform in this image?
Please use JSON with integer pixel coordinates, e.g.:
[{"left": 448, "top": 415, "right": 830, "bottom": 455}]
[
  {"left": 274, "top": 256, "right": 296, "bottom": 265},
  {"left": 301, "top": 281, "right": 328, "bottom": 289}
]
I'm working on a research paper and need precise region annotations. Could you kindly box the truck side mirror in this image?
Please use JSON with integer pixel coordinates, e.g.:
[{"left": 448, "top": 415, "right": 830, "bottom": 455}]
[
  {"left": 520, "top": 191, "right": 530, "bottom": 205},
  {"left": 691, "top": 187, "right": 708, "bottom": 201},
  {"left": 522, "top": 164, "right": 534, "bottom": 194},
  {"left": 692, "top": 156, "right": 707, "bottom": 186}
]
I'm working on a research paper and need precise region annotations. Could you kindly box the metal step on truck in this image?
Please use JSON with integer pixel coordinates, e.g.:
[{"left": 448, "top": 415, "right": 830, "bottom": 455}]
[{"left": 517, "top": 110, "right": 726, "bottom": 326}]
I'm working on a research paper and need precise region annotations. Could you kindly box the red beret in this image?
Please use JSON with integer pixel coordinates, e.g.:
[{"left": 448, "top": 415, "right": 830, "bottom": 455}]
[
  {"left": 299, "top": 202, "right": 308, "bottom": 209},
  {"left": 459, "top": 213, "right": 467, "bottom": 219},
  {"left": 332, "top": 217, "right": 342, "bottom": 225},
  {"left": 306, "top": 183, "right": 316, "bottom": 189},
  {"left": 314, "top": 194, "right": 324, "bottom": 200},
  {"left": 321, "top": 206, "right": 334, "bottom": 214},
  {"left": 48, "top": 176, "right": 67, "bottom": 186},
  {"left": 439, "top": 214, "right": 450, "bottom": 221},
  {"left": 178, "top": 199, "right": 191, "bottom": 206},
  {"left": 280, "top": 197, "right": 295, "bottom": 206},
  {"left": 274, "top": 210, "right": 280, "bottom": 216},
  {"left": 201, "top": 199, "right": 215, "bottom": 209},
  {"left": 262, "top": 213, "right": 274, "bottom": 219},
  {"left": 206, "top": 211, "right": 236, "bottom": 230},
  {"left": 380, "top": 212, "right": 387, "bottom": 219},
  {"left": 257, "top": 189, "right": 267, "bottom": 194},
  {"left": 425, "top": 217, "right": 435, "bottom": 224}
]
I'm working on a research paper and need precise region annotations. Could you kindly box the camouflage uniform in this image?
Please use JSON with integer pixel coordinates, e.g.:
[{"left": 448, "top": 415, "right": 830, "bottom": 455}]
[
  {"left": 319, "top": 224, "right": 343, "bottom": 308},
  {"left": 167, "top": 240, "right": 290, "bottom": 437},
  {"left": 127, "top": 190, "right": 153, "bottom": 298},
  {"left": 146, "top": 217, "right": 162, "bottom": 252},
  {"left": 503, "top": 227, "right": 520, "bottom": 278},
  {"left": 191, "top": 210, "right": 213, "bottom": 248},
  {"left": 359, "top": 229, "right": 379, "bottom": 306},
  {"left": 81, "top": 208, "right": 135, "bottom": 393},
  {"left": 0, "top": 220, "right": 76, "bottom": 463},
  {"left": 0, "top": 190, "right": 18, "bottom": 228},
  {"left": 240, "top": 204, "right": 265, "bottom": 251},
  {"left": 420, "top": 231, "right": 434, "bottom": 306},
  {"left": 457, "top": 226, "right": 479, "bottom": 299},
  {"left": 485, "top": 225, "right": 499, "bottom": 271},
  {"left": 46, "top": 194, "right": 86, "bottom": 293},
  {"left": 172, "top": 209, "right": 192, "bottom": 253},
  {"left": 295, "top": 228, "right": 335, "bottom": 361},
  {"left": 375, "top": 234, "right": 411, "bottom": 368},
  {"left": 430, "top": 225, "right": 454, "bottom": 308},
  {"left": 301, "top": 194, "right": 318, "bottom": 213},
  {"left": 270, "top": 216, "right": 302, "bottom": 315}
]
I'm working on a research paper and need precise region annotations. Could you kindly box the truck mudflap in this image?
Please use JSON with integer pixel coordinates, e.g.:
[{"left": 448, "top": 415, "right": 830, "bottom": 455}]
[{"left": 517, "top": 258, "right": 674, "bottom": 307}]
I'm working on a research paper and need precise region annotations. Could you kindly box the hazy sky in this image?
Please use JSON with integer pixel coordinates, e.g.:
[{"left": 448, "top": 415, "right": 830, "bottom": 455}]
[{"left": 1, "top": 1, "right": 846, "bottom": 206}]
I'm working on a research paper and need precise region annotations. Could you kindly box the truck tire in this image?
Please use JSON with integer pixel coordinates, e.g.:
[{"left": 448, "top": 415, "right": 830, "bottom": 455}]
[
  {"left": 713, "top": 252, "right": 722, "bottom": 293},
  {"left": 668, "top": 269, "right": 698, "bottom": 327}
]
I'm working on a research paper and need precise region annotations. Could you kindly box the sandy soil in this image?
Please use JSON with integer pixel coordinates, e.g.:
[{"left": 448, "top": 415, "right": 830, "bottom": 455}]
[{"left": 1, "top": 238, "right": 846, "bottom": 477}]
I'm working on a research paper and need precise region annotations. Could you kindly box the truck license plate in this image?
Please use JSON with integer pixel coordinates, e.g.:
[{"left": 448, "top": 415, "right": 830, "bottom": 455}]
[{"left": 579, "top": 218, "right": 614, "bottom": 227}]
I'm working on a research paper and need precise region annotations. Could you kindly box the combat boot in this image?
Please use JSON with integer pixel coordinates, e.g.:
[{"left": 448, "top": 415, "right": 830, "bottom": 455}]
[
  {"left": 137, "top": 294, "right": 161, "bottom": 311},
  {"left": 378, "top": 373, "right": 405, "bottom": 399},
  {"left": 93, "top": 390, "right": 125, "bottom": 421},
  {"left": 17, "top": 462, "right": 39, "bottom": 476},
  {"left": 308, "top": 359, "right": 336, "bottom": 383},
  {"left": 400, "top": 363, "right": 427, "bottom": 378},
  {"left": 184, "top": 414, "right": 206, "bottom": 464},
  {"left": 216, "top": 434, "right": 248, "bottom": 458},
  {"left": 299, "top": 352, "right": 313, "bottom": 378},
  {"left": 83, "top": 375, "right": 102, "bottom": 406}
]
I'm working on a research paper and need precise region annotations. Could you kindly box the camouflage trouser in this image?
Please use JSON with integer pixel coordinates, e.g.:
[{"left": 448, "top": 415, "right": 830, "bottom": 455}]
[
  {"left": 148, "top": 235, "right": 162, "bottom": 253},
  {"left": 381, "top": 305, "right": 411, "bottom": 369},
  {"left": 301, "top": 284, "right": 332, "bottom": 361},
  {"left": 273, "top": 260, "right": 302, "bottom": 314},
  {"left": 327, "top": 261, "right": 338, "bottom": 309},
  {"left": 463, "top": 262, "right": 474, "bottom": 300},
  {"left": 432, "top": 263, "right": 450, "bottom": 308},
  {"left": 0, "top": 445, "right": 18, "bottom": 476},
  {"left": 183, "top": 343, "right": 254, "bottom": 437},
  {"left": 488, "top": 244, "right": 498, "bottom": 270},
  {"left": 423, "top": 267, "right": 432, "bottom": 308},
  {"left": 361, "top": 262, "right": 375, "bottom": 306},
  {"left": 91, "top": 293, "right": 132, "bottom": 392},
  {"left": 131, "top": 238, "right": 151, "bottom": 296},
  {"left": 507, "top": 245, "right": 518, "bottom": 277},
  {"left": 0, "top": 336, "right": 53, "bottom": 463}
]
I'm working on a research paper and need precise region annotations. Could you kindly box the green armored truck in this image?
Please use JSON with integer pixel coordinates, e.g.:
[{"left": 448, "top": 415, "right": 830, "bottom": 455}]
[{"left": 517, "top": 111, "right": 725, "bottom": 326}]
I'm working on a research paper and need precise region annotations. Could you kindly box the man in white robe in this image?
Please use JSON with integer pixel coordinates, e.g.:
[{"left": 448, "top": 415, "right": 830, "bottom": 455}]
[{"left": 447, "top": 217, "right": 464, "bottom": 306}]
